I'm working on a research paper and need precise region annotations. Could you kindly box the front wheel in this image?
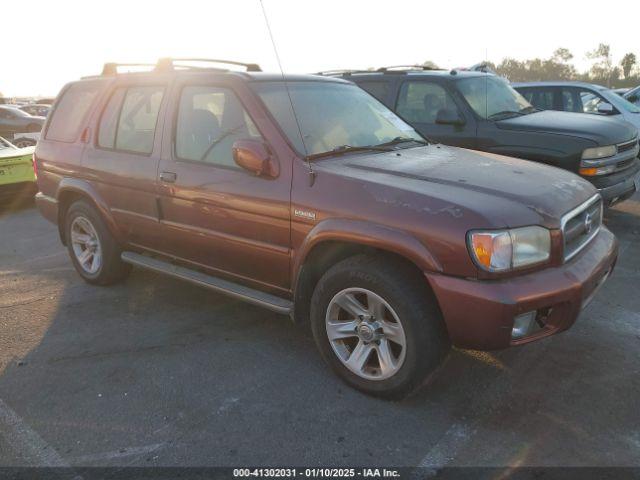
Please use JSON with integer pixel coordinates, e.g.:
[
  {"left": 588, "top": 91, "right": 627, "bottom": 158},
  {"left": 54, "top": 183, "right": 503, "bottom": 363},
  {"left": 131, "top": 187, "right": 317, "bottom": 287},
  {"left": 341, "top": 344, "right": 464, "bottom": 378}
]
[{"left": 310, "top": 254, "right": 450, "bottom": 399}]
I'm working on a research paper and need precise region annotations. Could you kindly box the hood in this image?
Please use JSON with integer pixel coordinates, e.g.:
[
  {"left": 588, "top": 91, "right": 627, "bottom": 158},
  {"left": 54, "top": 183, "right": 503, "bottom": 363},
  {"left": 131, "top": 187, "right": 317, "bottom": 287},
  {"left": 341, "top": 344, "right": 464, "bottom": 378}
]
[
  {"left": 496, "top": 110, "right": 637, "bottom": 145},
  {"left": 619, "top": 112, "right": 640, "bottom": 132},
  {"left": 314, "top": 145, "right": 597, "bottom": 228}
]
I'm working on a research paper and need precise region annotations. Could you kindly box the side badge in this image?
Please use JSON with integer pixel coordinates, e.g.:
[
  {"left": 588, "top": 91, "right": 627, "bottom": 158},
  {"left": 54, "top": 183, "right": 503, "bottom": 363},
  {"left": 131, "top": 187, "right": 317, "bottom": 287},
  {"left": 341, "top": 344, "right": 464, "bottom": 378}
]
[{"left": 294, "top": 208, "right": 316, "bottom": 220}]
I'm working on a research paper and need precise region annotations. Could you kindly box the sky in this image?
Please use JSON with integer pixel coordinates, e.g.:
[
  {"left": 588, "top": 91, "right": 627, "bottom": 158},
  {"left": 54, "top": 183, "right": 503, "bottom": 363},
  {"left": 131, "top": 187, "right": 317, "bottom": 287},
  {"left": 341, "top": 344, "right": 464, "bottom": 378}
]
[{"left": 1, "top": 0, "right": 637, "bottom": 97}]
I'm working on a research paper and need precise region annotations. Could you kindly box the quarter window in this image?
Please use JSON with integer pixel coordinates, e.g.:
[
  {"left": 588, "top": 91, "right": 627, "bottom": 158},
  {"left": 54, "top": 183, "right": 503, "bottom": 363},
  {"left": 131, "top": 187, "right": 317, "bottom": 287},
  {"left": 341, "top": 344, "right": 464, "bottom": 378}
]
[
  {"left": 396, "top": 81, "right": 460, "bottom": 124},
  {"left": 175, "top": 86, "right": 262, "bottom": 168},
  {"left": 46, "top": 81, "right": 103, "bottom": 142}
]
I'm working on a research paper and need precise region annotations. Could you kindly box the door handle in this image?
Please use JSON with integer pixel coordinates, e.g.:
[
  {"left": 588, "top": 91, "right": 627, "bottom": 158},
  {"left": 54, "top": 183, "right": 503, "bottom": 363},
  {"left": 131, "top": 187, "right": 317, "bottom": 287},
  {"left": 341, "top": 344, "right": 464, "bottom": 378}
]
[{"left": 160, "top": 171, "right": 177, "bottom": 183}]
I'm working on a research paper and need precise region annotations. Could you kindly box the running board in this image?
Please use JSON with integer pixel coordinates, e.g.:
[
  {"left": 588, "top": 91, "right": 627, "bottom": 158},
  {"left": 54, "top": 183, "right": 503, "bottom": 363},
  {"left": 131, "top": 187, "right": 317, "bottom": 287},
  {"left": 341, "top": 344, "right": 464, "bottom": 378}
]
[{"left": 121, "top": 251, "right": 293, "bottom": 315}]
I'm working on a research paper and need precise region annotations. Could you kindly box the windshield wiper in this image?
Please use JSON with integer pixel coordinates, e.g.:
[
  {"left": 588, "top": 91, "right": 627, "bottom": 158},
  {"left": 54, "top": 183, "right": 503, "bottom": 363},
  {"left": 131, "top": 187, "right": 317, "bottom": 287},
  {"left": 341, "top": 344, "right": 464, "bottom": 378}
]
[
  {"left": 519, "top": 106, "right": 539, "bottom": 114},
  {"left": 305, "top": 144, "right": 392, "bottom": 161},
  {"left": 487, "top": 110, "right": 525, "bottom": 120},
  {"left": 373, "top": 136, "right": 429, "bottom": 148}
]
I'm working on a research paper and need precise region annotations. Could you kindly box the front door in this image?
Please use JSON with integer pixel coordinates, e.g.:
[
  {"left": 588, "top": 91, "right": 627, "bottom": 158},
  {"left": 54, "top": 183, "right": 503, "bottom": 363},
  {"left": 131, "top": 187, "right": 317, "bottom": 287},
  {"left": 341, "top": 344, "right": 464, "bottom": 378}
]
[
  {"left": 156, "top": 81, "right": 291, "bottom": 295},
  {"left": 394, "top": 80, "right": 477, "bottom": 148}
]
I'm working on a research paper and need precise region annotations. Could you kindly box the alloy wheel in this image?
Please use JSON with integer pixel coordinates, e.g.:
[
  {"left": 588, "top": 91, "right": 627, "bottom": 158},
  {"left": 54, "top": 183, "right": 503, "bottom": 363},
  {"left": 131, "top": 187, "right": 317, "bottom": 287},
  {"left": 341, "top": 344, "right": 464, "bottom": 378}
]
[
  {"left": 70, "top": 216, "right": 102, "bottom": 274},
  {"left": 325, "top": 287, "right": 407, "bottom": 381}
]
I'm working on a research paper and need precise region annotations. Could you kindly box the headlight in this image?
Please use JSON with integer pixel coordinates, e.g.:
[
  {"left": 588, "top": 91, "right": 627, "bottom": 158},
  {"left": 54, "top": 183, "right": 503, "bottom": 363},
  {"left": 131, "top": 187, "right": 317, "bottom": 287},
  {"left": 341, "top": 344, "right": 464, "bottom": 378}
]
[
  {"left": 468, "top": 226, "right": 551, "bottom": 272},
  {"left": 581, "top": 145, "right": 616, "bottom": 160}
]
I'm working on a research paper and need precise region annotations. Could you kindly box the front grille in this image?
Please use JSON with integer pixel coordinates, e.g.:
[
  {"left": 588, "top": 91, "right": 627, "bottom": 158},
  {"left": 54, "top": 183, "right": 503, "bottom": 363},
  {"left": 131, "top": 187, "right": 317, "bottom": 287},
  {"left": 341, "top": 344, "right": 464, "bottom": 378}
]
[
  {"left": 617, "top": 139, "right": 638, "bottom": 154},
  {"left": 562, "top": 195, "right": 603, "bottom": 261},
  {"left": 615, "top": 157, "right": 635, "bottom": 172}
]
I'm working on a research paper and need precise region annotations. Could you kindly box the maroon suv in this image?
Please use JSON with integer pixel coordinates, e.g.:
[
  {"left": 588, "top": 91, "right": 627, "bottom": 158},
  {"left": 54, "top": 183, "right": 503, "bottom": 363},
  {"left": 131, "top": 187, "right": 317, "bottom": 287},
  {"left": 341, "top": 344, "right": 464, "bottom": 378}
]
[{"left": 34, "top": 58, "right": 617, "bottom": 398}]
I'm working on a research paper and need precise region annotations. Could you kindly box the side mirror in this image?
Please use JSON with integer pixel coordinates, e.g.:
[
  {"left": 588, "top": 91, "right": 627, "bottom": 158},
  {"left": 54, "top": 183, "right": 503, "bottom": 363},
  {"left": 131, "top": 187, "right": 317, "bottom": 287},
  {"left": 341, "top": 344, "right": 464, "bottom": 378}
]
[
  {"left": 597, "top": 102, "right": 614, "bottom": 115},
  {"left": 232, "top": 139, "right": 279, "bottom": 178},
  {"left": 435, "top": 108, "right": 466, "bottom": 126}
]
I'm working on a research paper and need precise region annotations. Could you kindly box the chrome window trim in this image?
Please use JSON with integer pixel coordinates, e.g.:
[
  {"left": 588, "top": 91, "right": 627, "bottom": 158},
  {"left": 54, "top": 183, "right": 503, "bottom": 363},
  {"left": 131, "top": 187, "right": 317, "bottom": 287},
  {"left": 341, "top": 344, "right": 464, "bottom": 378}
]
[{"left": 561, "top": 194, "right": 603, "bottom": 262}]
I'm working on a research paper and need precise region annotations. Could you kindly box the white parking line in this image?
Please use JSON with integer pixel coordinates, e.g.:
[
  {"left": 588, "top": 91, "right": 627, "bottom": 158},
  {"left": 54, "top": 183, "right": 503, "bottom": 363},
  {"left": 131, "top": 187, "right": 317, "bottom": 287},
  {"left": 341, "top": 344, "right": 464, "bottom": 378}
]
[
  {"left": 67, "top": 443, "right": 165, "bottom": 464},
  {"left": 417, "top": 342, "right": 553, "bottom": 468},
  {"left": 418, "top": 423, "right": 475, "bottom": 467},
  {"left": 0, "top": 397, "right": 67, "bottom": 467}
]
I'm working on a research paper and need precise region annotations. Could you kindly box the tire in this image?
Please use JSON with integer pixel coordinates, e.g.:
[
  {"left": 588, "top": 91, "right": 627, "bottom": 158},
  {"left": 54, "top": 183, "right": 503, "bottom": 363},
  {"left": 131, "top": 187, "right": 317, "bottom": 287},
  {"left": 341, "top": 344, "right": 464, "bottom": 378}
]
[
  {"left": 65, "top": 200, "right": 130, "bottom": 285},
  {"left": 310, "top": 254, "right": 450, "bottom": 399},
  {"left": 13, "top": 138, "right": 36, "bottom": 148}
]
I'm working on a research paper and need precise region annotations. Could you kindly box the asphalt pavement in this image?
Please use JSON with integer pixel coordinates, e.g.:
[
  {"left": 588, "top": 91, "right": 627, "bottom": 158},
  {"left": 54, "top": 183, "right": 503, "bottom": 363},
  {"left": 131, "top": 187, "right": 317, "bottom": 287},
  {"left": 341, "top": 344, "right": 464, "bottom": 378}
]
[{"left": 0, "top": 194, "right": 639, "bottom": 468}]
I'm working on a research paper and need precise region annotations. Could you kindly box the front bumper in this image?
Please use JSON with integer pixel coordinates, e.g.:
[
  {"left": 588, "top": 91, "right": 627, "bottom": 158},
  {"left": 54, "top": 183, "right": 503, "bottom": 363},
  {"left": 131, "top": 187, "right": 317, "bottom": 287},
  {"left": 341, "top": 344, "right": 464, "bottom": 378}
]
[
  {"left": 426, "top": 227, "right": 618, "bottom": 350},
  {"left": 590, "top": 159, "right": 640, "bottom": 205}
]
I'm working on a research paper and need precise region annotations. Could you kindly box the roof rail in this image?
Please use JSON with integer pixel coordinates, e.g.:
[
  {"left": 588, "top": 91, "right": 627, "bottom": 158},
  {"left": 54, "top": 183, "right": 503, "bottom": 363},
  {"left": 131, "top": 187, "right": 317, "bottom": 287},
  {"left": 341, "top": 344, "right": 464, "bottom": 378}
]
[
  {"left": 101, "top": 63, "right": 156, "bottom": 76},
  {"left": 157, "top": 58, "right": 262, "bottom": 72},
  {"left": 376, "top": 65, "right": 444, "bottom": 72},
  {"left": 315, "top": 69, "right": 374, "bottom": 76}
]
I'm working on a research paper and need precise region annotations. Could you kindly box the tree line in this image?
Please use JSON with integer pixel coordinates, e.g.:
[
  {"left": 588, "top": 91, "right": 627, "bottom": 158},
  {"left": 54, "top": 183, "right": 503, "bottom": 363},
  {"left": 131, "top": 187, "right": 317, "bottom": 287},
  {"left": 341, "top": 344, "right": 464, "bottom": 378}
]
[{"left": 485, "top": 45, "right": 637, "bottom": 88}]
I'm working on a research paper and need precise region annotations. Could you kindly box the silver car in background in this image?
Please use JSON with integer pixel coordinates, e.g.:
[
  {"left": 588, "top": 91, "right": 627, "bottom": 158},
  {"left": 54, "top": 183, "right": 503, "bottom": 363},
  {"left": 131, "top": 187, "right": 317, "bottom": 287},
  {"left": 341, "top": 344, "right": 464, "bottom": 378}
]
[
  {"left": 514, "top": 82, "right": 640, "bottom": 133},
  {"left": 625, "top": 86, "right": 640, "bottom": 107}
]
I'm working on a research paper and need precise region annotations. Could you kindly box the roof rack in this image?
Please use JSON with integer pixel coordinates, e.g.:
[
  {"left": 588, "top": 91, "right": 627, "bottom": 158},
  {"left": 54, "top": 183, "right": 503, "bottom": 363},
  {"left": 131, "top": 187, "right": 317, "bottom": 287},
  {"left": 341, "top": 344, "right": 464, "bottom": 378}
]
[
  {"left": 376, "top": 65, "right": 443, "bottom": 72},
  {"left": 98, "top": 58, "right": 262, "bottom": 77},
  {"left": 315, "top": 69, "right": 374, "bottom": 76},
  {"left": 156, "top": 58, "right": 262, "bottom": 72},
  {"left": 101, "top": 63, "right": 156, "bottom": 76}
]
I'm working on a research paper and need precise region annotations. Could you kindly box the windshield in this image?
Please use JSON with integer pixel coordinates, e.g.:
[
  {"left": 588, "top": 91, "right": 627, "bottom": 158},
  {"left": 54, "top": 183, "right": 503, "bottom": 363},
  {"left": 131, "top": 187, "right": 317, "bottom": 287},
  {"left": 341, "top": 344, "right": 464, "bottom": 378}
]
[
  {"left": 253, "top": 81, "right": 424, "bottom": 157},
  {"left": 457, "top": 76, "right": 532, "bottom": 120}
]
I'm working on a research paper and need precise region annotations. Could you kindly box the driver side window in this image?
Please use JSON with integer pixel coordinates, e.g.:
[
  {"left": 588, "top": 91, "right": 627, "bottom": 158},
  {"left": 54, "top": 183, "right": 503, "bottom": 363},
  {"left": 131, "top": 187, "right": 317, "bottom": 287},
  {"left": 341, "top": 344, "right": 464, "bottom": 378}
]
[
  {"left": 175, "top": 86, "right": 262, "bottom": 168},
  {"left": 396, "top": 81, "right": 460, "bottom": 124},
  {"left": 572, "top": 88, "right": 611, "bottom": 115}
]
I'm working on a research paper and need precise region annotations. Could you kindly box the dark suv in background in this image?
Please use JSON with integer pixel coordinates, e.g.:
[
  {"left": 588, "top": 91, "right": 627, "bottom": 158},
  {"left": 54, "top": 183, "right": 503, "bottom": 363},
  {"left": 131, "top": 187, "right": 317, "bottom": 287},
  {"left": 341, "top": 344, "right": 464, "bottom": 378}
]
[
  {"left": 34, "top": 59, "right": 617, "bottom": 398},
  {"left": 334, "top": 67, "right": 640, "bottom": 205}
]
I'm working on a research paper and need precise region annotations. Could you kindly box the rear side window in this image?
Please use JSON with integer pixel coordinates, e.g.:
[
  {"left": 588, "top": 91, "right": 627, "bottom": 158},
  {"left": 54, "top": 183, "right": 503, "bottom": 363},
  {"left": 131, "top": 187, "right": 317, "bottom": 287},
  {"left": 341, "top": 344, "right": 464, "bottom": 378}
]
[
  {"left": 46, "top": 81, "right": 102, "bottom": 142},
  {"left": 116, "top": 87, "right": 164, "bottom": 154},
  {"left": 396, "top": 81, "right": 460, "bottom": 124},
  {"left": 175, "top": 86, "right": 262, "bottom": 168},
  {"left": 520, "top": 88, "right": 555, "bottom": 111},
  {"left": 98, "top": 88, "right": 125, "bottom": 148},
  {"left": 358, "top": 82, "right": 390, "bottom": 105}
]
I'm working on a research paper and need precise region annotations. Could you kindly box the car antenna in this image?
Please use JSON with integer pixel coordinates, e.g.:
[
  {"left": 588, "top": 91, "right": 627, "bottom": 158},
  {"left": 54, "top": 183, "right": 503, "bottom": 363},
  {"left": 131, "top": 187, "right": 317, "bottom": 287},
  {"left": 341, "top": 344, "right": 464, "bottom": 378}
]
[{"left": 258, "top": 0, "right": 316, "bottom": 187}]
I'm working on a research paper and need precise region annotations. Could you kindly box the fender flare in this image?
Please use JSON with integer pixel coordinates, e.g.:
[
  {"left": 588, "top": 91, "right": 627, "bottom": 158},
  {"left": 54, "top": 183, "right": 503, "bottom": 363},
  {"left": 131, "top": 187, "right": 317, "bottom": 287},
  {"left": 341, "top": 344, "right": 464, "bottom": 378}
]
[
  {"left": 292, "top": 218, "right": 443, "bottom": 288},
  {"left": 55, "top": 178, "right": 123, "bottom": 244}
]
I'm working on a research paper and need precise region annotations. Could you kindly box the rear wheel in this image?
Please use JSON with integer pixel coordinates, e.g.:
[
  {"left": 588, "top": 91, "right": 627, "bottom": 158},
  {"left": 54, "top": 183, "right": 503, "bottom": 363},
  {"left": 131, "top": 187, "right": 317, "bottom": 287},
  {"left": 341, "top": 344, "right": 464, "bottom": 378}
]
[
  {"left": 310, "top": 254, "right": 450, "bottom": 399},
  {"left": 65, "top": 200, "right": 130, "bottom": 285}
]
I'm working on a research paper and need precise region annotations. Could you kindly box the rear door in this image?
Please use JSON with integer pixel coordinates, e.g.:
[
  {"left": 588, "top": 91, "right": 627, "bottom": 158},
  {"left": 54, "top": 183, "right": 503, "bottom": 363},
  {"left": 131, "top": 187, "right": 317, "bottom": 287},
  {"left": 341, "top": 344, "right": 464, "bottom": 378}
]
[
  {"left": 82, "top": 78, "right": 169, "bottom": 250},
  {"left": 518, "top": 86, "right": 559, "bottom": 111},
  {"left": 156, "top": 78, "right": 292, "bottom": 295},
  {"left": 394, "top": 79, "right": 477, "bottom": 148}
]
